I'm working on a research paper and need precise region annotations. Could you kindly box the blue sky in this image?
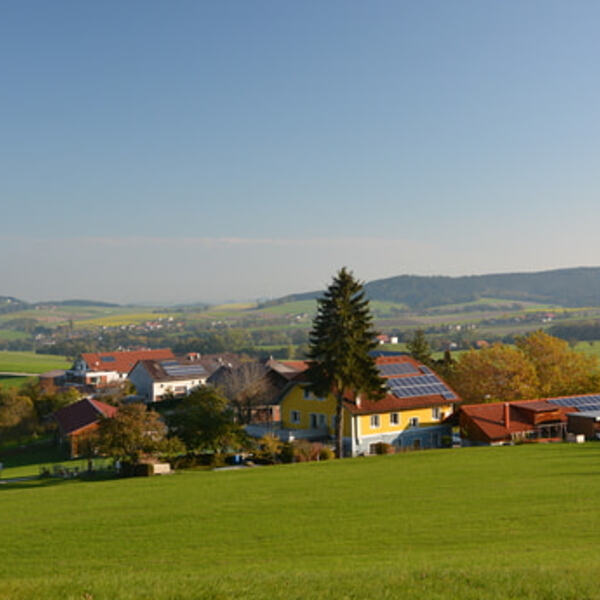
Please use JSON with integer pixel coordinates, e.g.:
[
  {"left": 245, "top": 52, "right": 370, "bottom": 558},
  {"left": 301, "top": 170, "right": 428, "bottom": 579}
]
[{"left": 1, "top": 1, "right": 599, "bottom": 303}]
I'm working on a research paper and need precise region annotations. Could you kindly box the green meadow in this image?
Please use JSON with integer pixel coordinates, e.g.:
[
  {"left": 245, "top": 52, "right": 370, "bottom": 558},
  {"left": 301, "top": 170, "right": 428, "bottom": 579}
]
[
  {"left": 0, "top": 351, "right": 70, "bottom": 374},
  {"left": 1, "top": 444, "right": 599, "bottom": 599}
]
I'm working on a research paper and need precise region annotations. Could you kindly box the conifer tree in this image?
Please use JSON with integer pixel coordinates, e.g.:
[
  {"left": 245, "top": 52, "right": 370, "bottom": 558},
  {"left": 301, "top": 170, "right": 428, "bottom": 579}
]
[
  {"left": 406, "top": 328, "right": 433, "bottom": 366},
  {"left": 306, "top": 268, "right": 385, "bottom": 458}
]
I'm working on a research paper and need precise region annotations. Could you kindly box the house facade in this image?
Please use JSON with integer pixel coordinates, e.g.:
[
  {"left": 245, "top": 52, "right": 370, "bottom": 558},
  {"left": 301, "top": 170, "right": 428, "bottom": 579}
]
[
  {"left": 128, "top": 359, "right": 208, "bottom": 403},
  {"left": 276, "top": 354, "right": 459, "bottom": 456}
]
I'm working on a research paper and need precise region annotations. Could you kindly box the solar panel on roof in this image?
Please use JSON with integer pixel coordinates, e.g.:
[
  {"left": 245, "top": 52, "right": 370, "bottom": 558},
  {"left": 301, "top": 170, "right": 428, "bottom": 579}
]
[
  {"left": 547, "top": 395, "right": 600, "bottom": 411},
  {"left": 163, "top": 364, "right": 206, "bottom": 377},
  {"left": 378, "top": 363, "right": 420, "bottom": 376}
]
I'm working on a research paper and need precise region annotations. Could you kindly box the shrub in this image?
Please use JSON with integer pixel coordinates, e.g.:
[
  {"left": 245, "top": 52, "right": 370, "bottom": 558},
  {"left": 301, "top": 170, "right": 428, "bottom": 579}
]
[
  {"left": 372, "top": 442, "right": 394, "bottom": 455},
  {"left": 318, "top": 446, "right": 334, "bottom": 461},
  {"left": 292, "top": 439, "right": 313, "bottom": 462},
  {"left": 280, "top": 442, "right": 294, "bottom": 463}
]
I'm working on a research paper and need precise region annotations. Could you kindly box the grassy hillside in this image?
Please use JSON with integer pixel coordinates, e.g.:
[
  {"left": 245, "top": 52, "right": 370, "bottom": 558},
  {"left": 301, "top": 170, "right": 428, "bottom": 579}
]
[
  {"left": 0, "top": 351, "right": 70, "bottom": 373},
  {"left": 1, "top": 444, "right": 599, "bottom": 599}
]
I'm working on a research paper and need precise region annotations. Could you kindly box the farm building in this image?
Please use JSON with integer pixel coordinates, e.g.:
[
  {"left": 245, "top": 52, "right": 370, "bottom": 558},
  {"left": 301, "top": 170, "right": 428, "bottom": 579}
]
[
  {"left": 54, "top": 398, "right": 118, "bottom": 457},
  {"left": 458, "top": 393, "right": 600, "bottom": 445}
]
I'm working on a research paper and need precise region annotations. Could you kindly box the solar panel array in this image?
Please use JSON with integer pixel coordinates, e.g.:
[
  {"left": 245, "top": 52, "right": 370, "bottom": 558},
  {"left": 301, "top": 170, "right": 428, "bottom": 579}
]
[
  {"left": 386, "top": 372, "right": 457, "bottom": 400},
  {"left": 161, "top": 362, "right": 206, "bottom": 378},
  {"left": 378, "top": 363, "right": 420, "bottom": 376},
  {"left": 547, "top": 395, "right": 600, "bottom": 411}
]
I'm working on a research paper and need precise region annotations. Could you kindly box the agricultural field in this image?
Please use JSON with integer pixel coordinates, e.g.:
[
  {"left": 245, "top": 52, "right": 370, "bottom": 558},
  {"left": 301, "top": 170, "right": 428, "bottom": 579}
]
[
  {"left": 72, "top": 311, "right": 170, "bottom": 328},
  {"left": 0, "top": 351, "right": 70, "bottom": 374},
  {"left": 0, "top": 329, "right": 28, "bottom": 341},
  {"left": 1, "top": 444, "right": 599, "bottom": 599}
]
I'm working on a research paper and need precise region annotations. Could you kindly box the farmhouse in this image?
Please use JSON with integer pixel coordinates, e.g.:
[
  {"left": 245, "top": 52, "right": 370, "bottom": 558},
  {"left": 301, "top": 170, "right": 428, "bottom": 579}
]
[
  {"left": 458, "top": 398, "right": 580, "bottom": 445},
  {"left": 266, "top": 353, "right": 458, "bottom": 456},
  {"left": 54, "top": 398, "right": 117, "bottom": 457},
  {"left": 65, "top": 349, "right": 175, "bottom": 388}
]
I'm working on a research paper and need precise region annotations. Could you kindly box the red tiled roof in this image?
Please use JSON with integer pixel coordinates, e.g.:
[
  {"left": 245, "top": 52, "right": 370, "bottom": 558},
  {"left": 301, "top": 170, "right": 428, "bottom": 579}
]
[
  {"left": 81, "top": 349, "right": 175, "bottom": 374},
  {"left": 54, "top": 398, "right": 118, "bottom": 436},
  {"left": 343, "top": 393, "right": 450, "bottom": 415},
  {"left": 460, "top": 399, "right": 575, "bottom": 442},
  {"left": 287, "top": 354, "right": 459, "bottom": 412}
]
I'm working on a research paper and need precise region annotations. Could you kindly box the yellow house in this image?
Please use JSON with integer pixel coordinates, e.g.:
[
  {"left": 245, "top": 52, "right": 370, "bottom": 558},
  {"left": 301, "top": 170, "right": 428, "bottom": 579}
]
[{"left": 278, "top": 354, "right": 459, "bottom": 456}]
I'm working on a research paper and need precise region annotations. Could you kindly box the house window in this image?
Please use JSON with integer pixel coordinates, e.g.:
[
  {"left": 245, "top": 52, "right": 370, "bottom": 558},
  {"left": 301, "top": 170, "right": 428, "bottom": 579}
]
[
  {"left": 409, "top": 417, "right": 419, "bottom": 427},
  {"left": 310, "top": 413, "right": 318, "bottom": 428},
  {"left": 432, "top": 407, "right": 441, "bottom": 420},
  {"left": 290, "top": 410, "right": 301, "bottom": 424},
  {"left": 390, "top": 413, "right": 399, "bottom": 425},
  {"left": 370, "top": 415, "right": 380, "bottom": 428},
  {"left": 303, "top": 388, "right": 310, "bottom": 399},
  {"left": 331, "top": 415, "right": 338, "bottom": 430},
  {"left": 318, "top": 414, "right": 327, "bottom": 427}
]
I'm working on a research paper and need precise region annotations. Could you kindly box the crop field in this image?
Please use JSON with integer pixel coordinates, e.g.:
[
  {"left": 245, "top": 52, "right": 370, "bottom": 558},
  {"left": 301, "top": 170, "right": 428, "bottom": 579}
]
[
  {"left": 0, "top": 329, "right": 28, "bottom": 341},
  {"left": 1, "top": 443, "right": 599, "bottom": 599},
  {"left": 0, "top": 351, "right": 70, "bottom": 374},
  {"left": 73, "top": 311, "right": 171, "bottom": 328}
]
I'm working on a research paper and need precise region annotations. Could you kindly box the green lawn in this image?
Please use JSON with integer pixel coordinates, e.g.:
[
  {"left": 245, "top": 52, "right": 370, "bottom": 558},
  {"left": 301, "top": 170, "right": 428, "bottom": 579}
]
[
  {"left": 0, "top": 375, "right": 35, "bottom": 389},
  {"left": 1, "top": 444, "right": 599, "bottom": 599},
  {"left": 0, "top": 351, "right": 70, "bottom": 373}
]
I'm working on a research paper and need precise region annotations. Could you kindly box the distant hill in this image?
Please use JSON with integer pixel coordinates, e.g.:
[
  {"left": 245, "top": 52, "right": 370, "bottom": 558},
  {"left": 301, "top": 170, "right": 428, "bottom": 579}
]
[
  {"left": 261, "top": 267, "right": 600, "bottom": 310},
  {"left": 41, "top": 299, "right": 121, "bottom": 308},
  {"left": 0, "top": 296, "right": 29, "bottom": 315}
]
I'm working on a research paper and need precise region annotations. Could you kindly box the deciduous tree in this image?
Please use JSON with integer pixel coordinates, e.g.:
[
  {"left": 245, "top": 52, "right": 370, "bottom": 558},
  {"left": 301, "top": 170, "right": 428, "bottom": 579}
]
[
  {"left": 96, "top": 403, "right": 169, "bottom": 465},
  {"left": 450, "top": 344, "right": 539, "bottom": 404},
  {"left": 167, "top": 387, "right": 245, "bottom": 456},
  {"left": 516, "top": 330, "right": 600, "bottom": 397},
  {"left": 306, "top": 268, "right": 385, "bottom": 458}
]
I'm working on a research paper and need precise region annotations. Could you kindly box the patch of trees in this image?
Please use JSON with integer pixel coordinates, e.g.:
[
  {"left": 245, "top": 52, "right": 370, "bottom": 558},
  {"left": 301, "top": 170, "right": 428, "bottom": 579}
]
[
  {"left": 448, "top": 331, "right": 600, "bottom": 404},
  {"left": 0, "top": 382, "right": 81, "bottom": 442},
  {"left": 548, "top": 321, "right": 600, "bottom": 342}
]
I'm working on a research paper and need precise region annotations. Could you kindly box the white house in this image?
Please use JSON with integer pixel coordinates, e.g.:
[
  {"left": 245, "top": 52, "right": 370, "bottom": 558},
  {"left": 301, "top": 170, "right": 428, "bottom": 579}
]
[
  {"left": 65, "top": 349, "right": 175, "bottom": 388},
  {"left": 128, "top": 358, "right": 209, "bottom": 403}
]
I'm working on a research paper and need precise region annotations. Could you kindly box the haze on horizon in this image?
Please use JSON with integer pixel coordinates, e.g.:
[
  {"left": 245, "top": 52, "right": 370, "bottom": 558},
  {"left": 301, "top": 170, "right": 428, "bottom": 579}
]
[{"left": 2, "top": 2, "right": 600, "bottom": 305}]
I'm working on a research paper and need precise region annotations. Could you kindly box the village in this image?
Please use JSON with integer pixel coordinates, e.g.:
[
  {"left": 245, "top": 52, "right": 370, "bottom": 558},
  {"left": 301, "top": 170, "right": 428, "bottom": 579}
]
[{"left": 24, "top": 334, "right": 595, "bottom": 478}]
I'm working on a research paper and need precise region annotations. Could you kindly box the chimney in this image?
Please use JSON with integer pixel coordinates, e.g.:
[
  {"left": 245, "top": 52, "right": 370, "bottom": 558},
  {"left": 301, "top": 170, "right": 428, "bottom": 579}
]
[
  {"left": 356, "top": 394, "right": 361, "bottom": 408},
  {"left": 504, "top": 403, "right": 510, "bottom": 428}
]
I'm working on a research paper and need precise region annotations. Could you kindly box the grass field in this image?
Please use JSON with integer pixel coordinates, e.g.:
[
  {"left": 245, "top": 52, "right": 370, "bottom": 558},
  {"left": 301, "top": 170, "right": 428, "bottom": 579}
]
[
  {"left": 0, "top": 351, "right": 70, "bottom": 374},
  {"left": 0, "top": 375, "right": 34, "bottom": 389},
  {"left": 1, "top": 444, "right": 599, "bottom": 599}
]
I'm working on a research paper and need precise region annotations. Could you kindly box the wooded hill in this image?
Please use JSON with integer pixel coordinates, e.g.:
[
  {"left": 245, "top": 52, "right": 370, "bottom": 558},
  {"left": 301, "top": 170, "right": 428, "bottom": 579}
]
[{"left": 262, "top": 267, "right": 600, "bottom": 310}]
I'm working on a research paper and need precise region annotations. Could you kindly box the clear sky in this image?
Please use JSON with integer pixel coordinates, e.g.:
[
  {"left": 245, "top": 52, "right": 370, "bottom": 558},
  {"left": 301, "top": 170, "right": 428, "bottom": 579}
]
[{"left": 1, "top": 1, "right": 599, "bottom": 304}]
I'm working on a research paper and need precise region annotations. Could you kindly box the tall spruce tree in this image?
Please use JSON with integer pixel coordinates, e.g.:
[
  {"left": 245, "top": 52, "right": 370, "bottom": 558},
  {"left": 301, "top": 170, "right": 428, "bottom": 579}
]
[
  {"left": 306, "top": 268, "right": 385, "bottom": 458},
  {"left": 406, "top": 328, "right": 433, "bottom": 366}
]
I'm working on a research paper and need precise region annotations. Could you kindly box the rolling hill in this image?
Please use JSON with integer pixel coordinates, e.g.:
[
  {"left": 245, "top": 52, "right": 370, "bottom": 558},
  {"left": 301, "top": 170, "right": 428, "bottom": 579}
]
[{"left": 261, "top": 267, "right": 600, "bottom": 310}]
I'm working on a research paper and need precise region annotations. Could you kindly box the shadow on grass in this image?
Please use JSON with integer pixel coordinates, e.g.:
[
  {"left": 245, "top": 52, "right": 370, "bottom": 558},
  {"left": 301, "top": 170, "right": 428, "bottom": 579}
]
[
  {"left": 0, "top": 470, "right": 120, "bottom": 491},
  {"left": 0, "top": 440, "right": 69, "bottom": 470}
]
